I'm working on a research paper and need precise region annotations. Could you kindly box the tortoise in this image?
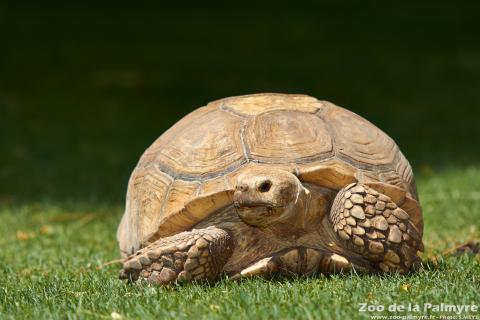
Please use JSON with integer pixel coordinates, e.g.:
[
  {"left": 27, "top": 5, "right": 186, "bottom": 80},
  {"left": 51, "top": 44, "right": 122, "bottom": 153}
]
[{"left": 118, "top": 93, "right": 423, "bottom": 284}]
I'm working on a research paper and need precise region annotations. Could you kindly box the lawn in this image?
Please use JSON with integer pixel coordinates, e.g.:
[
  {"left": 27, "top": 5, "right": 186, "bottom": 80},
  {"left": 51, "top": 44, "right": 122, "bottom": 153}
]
[
  {"left": 0, "top": 168, "right": 479, "bottom": 319},
  {"left": 1, "top": 2, "right": 479, "bottom": 319}
]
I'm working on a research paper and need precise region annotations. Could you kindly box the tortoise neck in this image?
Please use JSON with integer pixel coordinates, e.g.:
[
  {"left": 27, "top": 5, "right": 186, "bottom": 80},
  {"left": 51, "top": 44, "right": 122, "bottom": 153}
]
[
  {"left": 298, "top": 184, "right": 336, "bottom": 232},
  {"left": 265, "top": 183, "right": 336, "bottom": 237}
]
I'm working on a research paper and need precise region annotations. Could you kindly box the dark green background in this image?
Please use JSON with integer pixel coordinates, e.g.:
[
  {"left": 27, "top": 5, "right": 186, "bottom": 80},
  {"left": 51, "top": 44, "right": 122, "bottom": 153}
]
[{"left": 1, "top": 2, "right": 479, "bottom": 202}]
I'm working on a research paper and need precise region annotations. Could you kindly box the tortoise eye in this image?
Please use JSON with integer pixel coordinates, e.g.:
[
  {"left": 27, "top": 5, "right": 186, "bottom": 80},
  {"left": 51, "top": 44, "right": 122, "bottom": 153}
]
[{"left": 258, "top": 180, "right": 272, "bottom": 193}]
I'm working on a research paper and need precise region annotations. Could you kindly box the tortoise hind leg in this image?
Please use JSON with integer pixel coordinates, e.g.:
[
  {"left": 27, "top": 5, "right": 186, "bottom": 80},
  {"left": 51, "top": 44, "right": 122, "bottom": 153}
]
[
  {"left": 232, "top": 247, "right": 375, "bottom": 279},
  {"left": 120, "top": 226, "right": 233, "bottom": 285},
  {"left": 329, "top": 183, "right": 423, "bottom": 273}
]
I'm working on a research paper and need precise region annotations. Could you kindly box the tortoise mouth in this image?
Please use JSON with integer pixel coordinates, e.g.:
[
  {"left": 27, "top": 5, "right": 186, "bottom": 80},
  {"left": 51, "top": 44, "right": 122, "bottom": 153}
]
[
  {"left": 235, "top": 206, "right": 274, "bottom": 215},
  {"left": 234, "top": 202, "right": 286, "bottom": 226},
  {"left": 233, "top": 201, "right": 284, "bottom": 210}
]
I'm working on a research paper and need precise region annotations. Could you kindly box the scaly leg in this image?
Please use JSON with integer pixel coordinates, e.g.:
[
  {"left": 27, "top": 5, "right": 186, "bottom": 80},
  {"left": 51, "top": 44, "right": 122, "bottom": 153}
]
[
  {"left": 330, "top": 183, "right": 423, "bottom": 273},
  {"left": 120, "top": 226, "right": 233, "bottom": 285},
  {"left": 232, "top": 247, "right": 373, "bottom": 279}
]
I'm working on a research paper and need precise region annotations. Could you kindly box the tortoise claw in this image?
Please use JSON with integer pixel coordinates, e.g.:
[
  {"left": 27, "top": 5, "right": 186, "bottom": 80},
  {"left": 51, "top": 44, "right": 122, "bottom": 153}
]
[{"left": 237, "top": 257, "right": 280, "bottom": 279}]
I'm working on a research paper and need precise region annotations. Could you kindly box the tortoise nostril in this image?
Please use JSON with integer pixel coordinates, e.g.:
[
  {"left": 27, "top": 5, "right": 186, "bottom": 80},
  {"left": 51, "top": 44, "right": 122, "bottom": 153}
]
[
  {"left": 258, "top": 180, "right": 272, "bottom": 193},
  {"left": 237, "top": 184, "right": 249, "bottom": 192}
]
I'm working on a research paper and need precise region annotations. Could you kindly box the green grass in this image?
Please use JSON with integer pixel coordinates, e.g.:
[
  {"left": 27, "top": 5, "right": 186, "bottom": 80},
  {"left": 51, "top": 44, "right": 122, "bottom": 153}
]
[{"left": 1, "top": 167, "right": 478, "bottom": 319}]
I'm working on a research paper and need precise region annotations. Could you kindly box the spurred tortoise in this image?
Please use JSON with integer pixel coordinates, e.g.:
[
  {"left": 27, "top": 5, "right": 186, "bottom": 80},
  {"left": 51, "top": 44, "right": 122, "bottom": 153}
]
[{"left": 118, "top": 93, "right": 423, "bottom": 284}]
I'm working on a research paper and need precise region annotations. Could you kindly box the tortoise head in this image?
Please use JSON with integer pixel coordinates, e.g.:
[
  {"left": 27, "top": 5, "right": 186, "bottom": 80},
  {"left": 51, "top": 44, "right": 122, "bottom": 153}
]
[{"left": 233, "top": 167, "right": 305, "bottom": 227}]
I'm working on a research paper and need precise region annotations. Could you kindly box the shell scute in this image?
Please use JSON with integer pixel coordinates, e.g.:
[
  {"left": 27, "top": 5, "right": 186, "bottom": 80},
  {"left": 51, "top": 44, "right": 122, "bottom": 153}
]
[
  {"left": 321, "top": 102, "right": 398, "bottom": 167},
  {"left": 154, "top": 109, "right": 246, "bottom": 177},
  {"left": 246, "top": 110, "right": 333, "bottom": 162}
]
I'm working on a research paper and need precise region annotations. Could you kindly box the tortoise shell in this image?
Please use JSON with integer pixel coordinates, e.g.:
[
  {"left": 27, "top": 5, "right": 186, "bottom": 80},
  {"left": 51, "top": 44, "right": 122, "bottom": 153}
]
[{"left": 117, "top": 93, "right": 422, "bottom": 255}]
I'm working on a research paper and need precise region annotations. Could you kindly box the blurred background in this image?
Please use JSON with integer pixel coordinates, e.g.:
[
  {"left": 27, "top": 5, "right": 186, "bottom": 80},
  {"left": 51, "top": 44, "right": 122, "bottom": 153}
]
[{"left": 1, "top": 1, "right": 479, "bottom": 204}]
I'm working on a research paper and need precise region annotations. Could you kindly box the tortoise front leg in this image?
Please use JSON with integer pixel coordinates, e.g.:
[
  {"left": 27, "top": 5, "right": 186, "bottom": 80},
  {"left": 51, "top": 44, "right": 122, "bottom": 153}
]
[
  {"left": 120, "top": 226, "right": 233, "bottom": 285},
  {"left": 232, "top": 247, "right": 373, "bottom": 279},
  {"left": 330, "top": 183, "right": 423, "bottom": 273}
]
